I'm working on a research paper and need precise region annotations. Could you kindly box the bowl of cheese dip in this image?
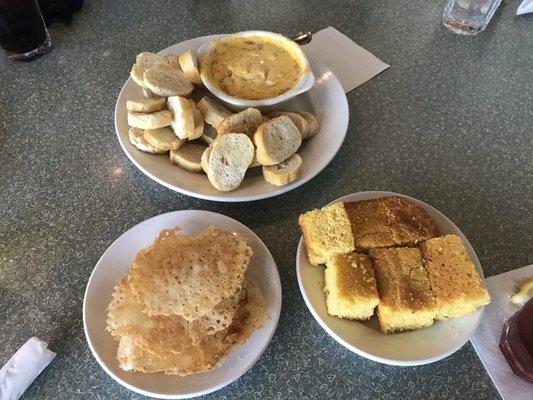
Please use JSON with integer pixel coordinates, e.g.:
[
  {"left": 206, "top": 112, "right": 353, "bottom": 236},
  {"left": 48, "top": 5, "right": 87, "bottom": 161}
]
[{"left": 198, "top": 31, "right": 315, "bottom": 108}]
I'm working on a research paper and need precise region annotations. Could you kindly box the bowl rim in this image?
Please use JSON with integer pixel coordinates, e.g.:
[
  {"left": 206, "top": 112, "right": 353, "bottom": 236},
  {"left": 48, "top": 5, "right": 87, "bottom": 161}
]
[
  {"left": 197, "top": 30, "right": 316, "bottom": 108},
  {"left": 295, "top": 191, "right": 486, "bottom": 366}
]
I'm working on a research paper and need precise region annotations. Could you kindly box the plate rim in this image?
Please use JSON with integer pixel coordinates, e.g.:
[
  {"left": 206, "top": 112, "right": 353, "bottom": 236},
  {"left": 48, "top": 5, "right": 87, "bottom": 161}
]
[
  {"left": 295, "top": 190, "right": 486, "bottom": 366},
  {"left": 114, "top": 33, "right": 349, "bottom": 202},
  {"left": 83, "top": 210, "right": 282, "bottom": 398}
]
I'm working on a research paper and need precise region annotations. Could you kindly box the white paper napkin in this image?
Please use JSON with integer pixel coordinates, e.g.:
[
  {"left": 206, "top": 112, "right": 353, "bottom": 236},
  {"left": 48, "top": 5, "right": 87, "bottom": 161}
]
[
  {"left": 517, "top": 0, "right": 533, "bottom": 15},
  {"left": 303, "top": 27, "right": 390, "bottom": 93},
  {"left": 0, "top": 337, "right": 56, "bottom": 400},
  {"left": 471, "top": 265, "right": 533, "bottom": 400}
]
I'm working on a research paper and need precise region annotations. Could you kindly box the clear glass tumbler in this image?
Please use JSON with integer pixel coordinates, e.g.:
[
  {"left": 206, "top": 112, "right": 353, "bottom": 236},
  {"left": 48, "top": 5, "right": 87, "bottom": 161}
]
[
  {"left": 0, "top": 0, "right": 52, "bottom": 61},
  {"left": 443, "top": 0, "right": 502, "bottom": 35}
]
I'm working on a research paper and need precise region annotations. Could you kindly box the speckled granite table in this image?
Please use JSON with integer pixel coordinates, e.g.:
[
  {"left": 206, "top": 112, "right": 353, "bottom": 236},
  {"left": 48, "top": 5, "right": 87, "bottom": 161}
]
[{"left": 1, "top": 0, "right": 532, "bottom": 399}]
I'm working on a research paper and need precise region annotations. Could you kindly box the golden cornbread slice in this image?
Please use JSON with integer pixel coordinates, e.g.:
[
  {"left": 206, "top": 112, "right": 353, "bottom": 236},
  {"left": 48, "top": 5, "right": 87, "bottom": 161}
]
[
  {"left": 420, "top": 235, "right": 490, "bottom": 320},
  {"left": 344, "top": 197, "right": 440, "bottom": 251},
  {"left": 298, "top": 202, "right": 354, "bottom": 266},
  {"left": 324, "top": 252, "right": 379, "bottom": 320},
  {"left": 369, "top": 247, "right": 437, "bottom": 333}
]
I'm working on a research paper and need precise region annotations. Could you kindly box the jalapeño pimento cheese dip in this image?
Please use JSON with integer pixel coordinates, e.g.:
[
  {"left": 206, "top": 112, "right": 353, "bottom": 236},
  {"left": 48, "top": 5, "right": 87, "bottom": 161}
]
[{"left": 204, "top": 35, "right": 304, "bottom": 100}]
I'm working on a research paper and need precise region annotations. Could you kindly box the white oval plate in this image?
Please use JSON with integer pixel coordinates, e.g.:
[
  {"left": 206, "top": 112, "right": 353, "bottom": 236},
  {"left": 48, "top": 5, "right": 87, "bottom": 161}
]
[
  {"left": 296, "top": 191, "right": 486, "bottom": 366},
  {"left": 83, "top": 210, "right": 282, "bottom": 399},
  {"left": 114, "top": 34, "right": 349, "bottom": 202}
]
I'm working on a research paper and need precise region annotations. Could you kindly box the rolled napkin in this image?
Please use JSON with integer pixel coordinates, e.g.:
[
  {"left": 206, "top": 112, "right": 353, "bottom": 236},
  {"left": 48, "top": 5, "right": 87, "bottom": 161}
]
[
  {"left": 0, "top": 338, "right": 56, "bottom": 400},
  {"left": 303, "top": 26, "right": 389, "bottom": 94},
  {"left": 471, "top": 265, "right": 533, "bottom": 400},
  {"left": 517, "top": 0, "right": 533, "bottom": 15}
]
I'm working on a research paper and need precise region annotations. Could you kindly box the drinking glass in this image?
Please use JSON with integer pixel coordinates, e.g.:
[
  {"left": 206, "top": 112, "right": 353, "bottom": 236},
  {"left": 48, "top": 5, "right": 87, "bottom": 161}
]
[
  {"left": 443, "top": 0, "right": 502, "bottom": 35},
  {"left": 0, "top": 0, "right": 52, "bottom": 61}
]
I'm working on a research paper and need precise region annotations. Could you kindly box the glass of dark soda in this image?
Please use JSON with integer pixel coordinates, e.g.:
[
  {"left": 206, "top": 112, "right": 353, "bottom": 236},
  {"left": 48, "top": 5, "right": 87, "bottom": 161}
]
[{"left": 0, "top": 0, "right": 52, "bottom": 61}]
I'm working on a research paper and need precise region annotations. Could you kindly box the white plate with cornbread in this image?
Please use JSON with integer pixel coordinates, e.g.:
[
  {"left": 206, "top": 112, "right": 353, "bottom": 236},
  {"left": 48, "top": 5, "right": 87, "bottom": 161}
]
[
  {"left": 296, "top": 191, "right": 491, "bottom": 366},
  {"left": 114, "top": 32, "right": 349, "bottom": 202}
]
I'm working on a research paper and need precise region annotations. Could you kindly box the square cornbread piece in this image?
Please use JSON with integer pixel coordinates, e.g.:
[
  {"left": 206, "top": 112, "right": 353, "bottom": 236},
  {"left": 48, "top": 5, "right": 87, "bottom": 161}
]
[
  {"left": 420, "top": 235, "right": 490, "bottom": 320},
  {"left": 324, "top": 252, "right": 379, "bottom": 320},
  {"left": 369, "top": 247, "right": 437, "bottom": 333},
  {"left": 344, "top": 197, "right": 440, "bottom": 251},
  {"left": 298, "top": 202, "right": 354, "bottom": 266}
]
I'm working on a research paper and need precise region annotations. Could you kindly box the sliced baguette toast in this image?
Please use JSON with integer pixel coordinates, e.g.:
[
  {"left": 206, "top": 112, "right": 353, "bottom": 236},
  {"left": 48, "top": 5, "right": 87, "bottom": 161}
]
[
  {"left": 126, "top": 98, "right": 166, "bottom": 113},
  {"left": 197, "top": 96, "right": 233, "bottom": 129},
  {"left": 130, "top": 52, "right": 181, "bottom": 87},
  {"left": 206, "top": 133, "right": 254, "bottom": 191},
  {"left": 127, "top": 110, "right": 172, "bottom": 129},
  {"left": 143, "top": 64, "right": 193, "bottom": 97},
  {"left": 144, "top": 127, "right": 185, "bottom": 151},
  {"left": 142, "top": 87, "right": 160, "bottom": 99},
  {"left": 128, "top": 127, "right": 167, "bottom": 154},
  {"left": 200, "top": 125, "right": 218, "bottom": 145},
  {"left": 169, "top": 143, "right": 206, "bottom": 172},
  {"left": 296, "top": 111, "right": 320, "bottom": 137},
  {"left": 200, "top": 144, "right": 212, "bottom": 174},
  {"left": 267, "top": 111, "right": 309, "bottom": 139},
  {"left": 262, "top": 154, "right": 302, "bottom": 186},
  {"left": 179, "top": 50, "right": 202, "bottom": 85},
  {"left": 167, "top": 96, "right": 195, "bottom": 139},
  {"left": 217, "top": 108, "right": 263, "bottom": 137},
  {"left": 253, "top": 116, "right": 302, "bottom": 166}
]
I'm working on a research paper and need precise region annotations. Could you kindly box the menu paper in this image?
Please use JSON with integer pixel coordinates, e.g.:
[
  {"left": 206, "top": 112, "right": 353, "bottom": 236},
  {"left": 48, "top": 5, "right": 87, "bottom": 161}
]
[
  {"left": 471, "top": 265, "right": 533, "bottom": 400},
  {"left": 304, "top": 27, "right": 390, "bottom": 94},
  {"left": 0, "top": 338, "right": 56, "bottom": 400}
]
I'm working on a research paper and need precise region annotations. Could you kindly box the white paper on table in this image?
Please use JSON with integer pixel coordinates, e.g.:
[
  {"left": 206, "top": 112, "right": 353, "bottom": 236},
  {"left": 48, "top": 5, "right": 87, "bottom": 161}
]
[
  {"left": 303, "top": 26, "right": 390, "bottom": 94},
  {"left": 471, "top": 265, "right": 533, "bottom": 400},
  {"left": 0, "top": 337, "right": 56, "bottom": 400},
  {"left": 517, "top": 0, "right": 533, "bottom": 15}
]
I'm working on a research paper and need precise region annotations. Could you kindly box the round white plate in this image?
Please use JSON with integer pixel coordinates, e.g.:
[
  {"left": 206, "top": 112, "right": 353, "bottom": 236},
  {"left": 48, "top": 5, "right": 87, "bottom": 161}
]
[
  {"left": 114, "top": 34, "right": 349, "bottom": 202},
  {"left": 296, "top": 191, "right": 486, "bottom": 366},
  {"left": 83, "top": 210, "right": 282, "bottom": 399}
]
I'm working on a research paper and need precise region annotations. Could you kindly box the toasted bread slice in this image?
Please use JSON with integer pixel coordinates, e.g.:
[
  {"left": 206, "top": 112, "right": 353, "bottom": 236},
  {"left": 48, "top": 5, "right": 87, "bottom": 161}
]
[
  {"left": 197, "top": 96, "right": 233, "bottom": 129},
  {"left": 142, "top": 87, "right": 160, "bottom": 98},
  {"left": 144, "top": 127, "right": 185, "bottom": 151},
  {"left": 420, "top": 235, "right": 490, "bottom": 320},
  {"left": 206, "top": 134, "right": 254, "bottom": 191},
  {"left": 130, "top": 52, "right": 180, "bottom": 87},
  {"left": 143, "top": 64, "right": 194, "bottom": 97},
  {"left": 200, "top": 144, "right": 212, "bottom": 173},
  {"left": 325, "top": 252, "right": 379, "bottom": 320},
  {"left": 186, "top": 99, "right": 205, "bottom": 141},
  {"left": 217, "top": 108, "right": 263, "bottom": 138},
  {"left": 296, "top": 111, "right": 320, "bottom": 138},
  {"left": 191, "top": 109, "right": 205, "bottom": 140},
  {"left": 167, "top": 96, "right": 195, "bottom": 139},
  {"left": 200, "top": 125, "right": 218, "bottom": 145},
  {"left": 249, "top": 154, "right": 261, "bottom": 168},
  {"left": 163, "top": 53, "right": 181, "bottom": 69},
  {"left": 169, "top": 143, "right": 206, "bottom": 172},
  {"left": 179, "top": 50, "right": 202, "bottom": 85},
  {"left": 370, "top": 247, "right": 437, "bottom": 333},
  {"left": 128, "top": 127, "right": 167, "bottom": 154},
  {"left": 267, "top": 111, "right": 309, "bottom": 139},
  {"left": 262, "top": 154, "right": 302, "bottom": 186},
  {"left": 253, "top": 116, "right": 302, "bottom": 166},
  {"left": 126, "top": 98, "right": 166, "bottom": 113},
  {"left": 127, "top": 110, "right": 172, "bottom": 129},
  {"left": 298, "top": 202, "right": 354, "bottom": 266},
  {"left": 343, "top": 197, "right": 440, "bottom": 251}
]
